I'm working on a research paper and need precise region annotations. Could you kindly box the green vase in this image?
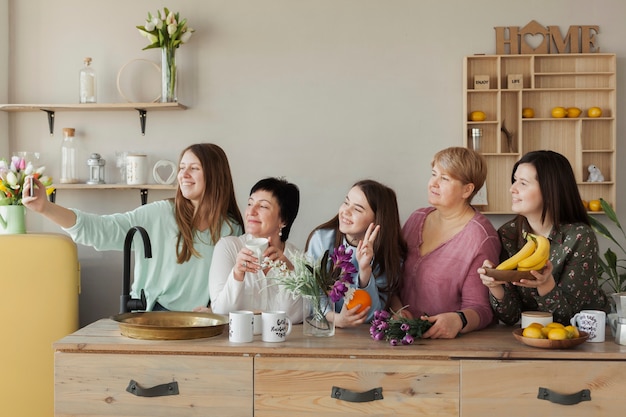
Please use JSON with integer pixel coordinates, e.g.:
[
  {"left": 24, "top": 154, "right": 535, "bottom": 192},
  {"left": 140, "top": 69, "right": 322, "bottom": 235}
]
[{"left": 0, "top": 205, "right": 26, "bottom": 234}]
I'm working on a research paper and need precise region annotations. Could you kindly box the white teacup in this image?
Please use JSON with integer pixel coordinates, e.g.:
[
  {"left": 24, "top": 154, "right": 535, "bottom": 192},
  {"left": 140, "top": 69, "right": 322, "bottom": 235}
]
[
  {"left": 571, "top": 310, "right": 606, "bottom": 342},
  {"left": 521, "top": 311, "right": 553, "bottom": 328},
  {"left": 245, "top": 237, "right": 269, "bottom": 264},
  {"left": 262, "top": 311, "right": 292, "bottom": 343},
  {"left": 229, "top": 310, "right": 254, "bottom": 343}
]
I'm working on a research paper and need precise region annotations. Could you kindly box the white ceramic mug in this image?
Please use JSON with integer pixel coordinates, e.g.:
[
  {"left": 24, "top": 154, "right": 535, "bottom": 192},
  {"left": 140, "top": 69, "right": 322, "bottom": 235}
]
[
  {"left": 126, "top": 154, "right": 148, "bottom": 185},
  {"left": 229, "top": 310, "right": 254, "bottom": 343},
  {"left": 571, "top": 310, "right": 606, "bottom": 342},
  {"left": 245, "top": 237, "right": 269, "bottom": 264},
  {"left": 262, "top": 311, "right": 292, "bottom": 343},
  {"left": 521, "top": 311, "right": 553, "bottom": 328}
]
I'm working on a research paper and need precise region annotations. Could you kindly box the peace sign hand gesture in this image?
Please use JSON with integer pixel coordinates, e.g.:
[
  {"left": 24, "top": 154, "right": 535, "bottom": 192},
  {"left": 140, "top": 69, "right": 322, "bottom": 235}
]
[{"left": 355, "top": 223, "right": 380, "bottom": 287}]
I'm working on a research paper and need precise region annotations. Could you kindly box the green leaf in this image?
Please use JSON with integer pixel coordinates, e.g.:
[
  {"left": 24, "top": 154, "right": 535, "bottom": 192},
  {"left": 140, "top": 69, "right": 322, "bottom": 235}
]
[{"left": 601, "top": 198, "right": 622, "bottom": 229}]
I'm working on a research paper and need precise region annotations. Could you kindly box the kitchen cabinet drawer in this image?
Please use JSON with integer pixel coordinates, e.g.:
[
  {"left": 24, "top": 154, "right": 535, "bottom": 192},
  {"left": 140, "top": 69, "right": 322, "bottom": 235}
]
[
  {"left": 254, "top": 357, "right": 459, "bottom": 417},
  {"left": 55, "top": 353, "right": 253, "bottom": 417},
  {"left": 461, "top": 360, "right": 626, "bottom": 416}
]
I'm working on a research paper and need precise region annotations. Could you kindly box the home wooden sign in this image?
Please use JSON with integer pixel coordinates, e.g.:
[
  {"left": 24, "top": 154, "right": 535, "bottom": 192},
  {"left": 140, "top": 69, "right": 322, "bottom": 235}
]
[{"left": 495, "top": 20, "right": 599, "bottom": 55}]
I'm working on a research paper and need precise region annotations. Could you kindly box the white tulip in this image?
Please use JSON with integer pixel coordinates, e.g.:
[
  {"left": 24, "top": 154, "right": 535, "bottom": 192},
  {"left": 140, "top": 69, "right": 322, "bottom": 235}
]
[
  {"left": 180, "top": 31, "right": 192, "bottom": 44},
  {"left": 6, "top": 171, "right": 17, "bottom": 187}
]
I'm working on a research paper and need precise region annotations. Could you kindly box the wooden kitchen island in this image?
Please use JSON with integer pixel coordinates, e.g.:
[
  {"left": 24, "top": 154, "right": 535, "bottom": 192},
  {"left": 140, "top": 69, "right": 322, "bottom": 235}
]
[{"left": 54, "top": 318, "right": 626, "bottom": 416}]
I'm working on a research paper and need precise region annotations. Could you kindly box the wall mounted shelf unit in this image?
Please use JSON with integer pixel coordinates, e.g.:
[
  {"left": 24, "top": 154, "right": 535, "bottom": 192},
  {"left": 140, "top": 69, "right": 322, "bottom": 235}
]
[
  {"left": 463, "top": 53, "right": 616, "bottom": 214},
  {"left": 51, "top": 183, "right": 177, "bottom": 205},
  {"left": 0, "top": 102, "right": 187, "bottom": 135}
]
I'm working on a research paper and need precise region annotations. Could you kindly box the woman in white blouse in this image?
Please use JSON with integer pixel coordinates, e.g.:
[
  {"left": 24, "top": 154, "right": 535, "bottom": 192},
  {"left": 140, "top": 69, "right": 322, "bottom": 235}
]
[{"left": 205, "top": 177, "right": 303, "bottom": 323}]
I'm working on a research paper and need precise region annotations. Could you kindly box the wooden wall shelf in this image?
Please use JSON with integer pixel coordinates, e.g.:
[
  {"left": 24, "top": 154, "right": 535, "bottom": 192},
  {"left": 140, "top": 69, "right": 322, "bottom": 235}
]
[
  {"left": 52, "top": 183, "right": 177, "bottom": 205},
  {"left": 463, "top": 53, "right": 616, "bottom": 214},
  {"left": 0, "top": 102, "right": 187, "bottom": 135}
]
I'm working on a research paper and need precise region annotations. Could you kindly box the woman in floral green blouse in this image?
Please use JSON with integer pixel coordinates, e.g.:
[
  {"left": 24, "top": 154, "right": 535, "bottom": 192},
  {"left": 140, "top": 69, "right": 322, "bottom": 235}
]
[{"left": 478, "top": 150, "right": 609, "bottom": 325}]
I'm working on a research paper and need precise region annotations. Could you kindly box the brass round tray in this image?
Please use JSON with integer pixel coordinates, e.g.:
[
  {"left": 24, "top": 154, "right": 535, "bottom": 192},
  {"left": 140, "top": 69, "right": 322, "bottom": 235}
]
[{"left": 111, "top": 311, "right": 228, "bottom": 340}]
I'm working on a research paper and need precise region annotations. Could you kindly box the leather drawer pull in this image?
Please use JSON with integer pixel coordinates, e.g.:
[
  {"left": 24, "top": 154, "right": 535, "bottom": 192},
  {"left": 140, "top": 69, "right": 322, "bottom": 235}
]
[
  {"left": 331, "top": 386, "right": 383, "bottom": 402},
  {"left": 537, "top": 387, "right": 591, "bottom": 405},
  {"left": 126, "top": 379, "right": 179, "bottom": 397}
]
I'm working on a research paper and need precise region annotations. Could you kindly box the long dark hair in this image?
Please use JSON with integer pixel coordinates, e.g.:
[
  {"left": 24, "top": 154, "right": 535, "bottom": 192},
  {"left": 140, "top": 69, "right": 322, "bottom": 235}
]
[
  {"left": 306, "top": 179, "right": 407, "bottom": 307},
  {"left": 511, "top": 150, "right": 588, "bottom": 232},
  {"left": 174, "top": 143, "right": 243, "bottom": 263}
]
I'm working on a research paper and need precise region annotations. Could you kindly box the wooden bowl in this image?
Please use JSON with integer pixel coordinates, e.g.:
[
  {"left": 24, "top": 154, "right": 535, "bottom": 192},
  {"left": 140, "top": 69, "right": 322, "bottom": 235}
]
[
  {"left": 512, "top": 328, "right": 589, "bottom": 349},
  {"left": 483, "top": 267, "right": 535, "bottom": 282}
]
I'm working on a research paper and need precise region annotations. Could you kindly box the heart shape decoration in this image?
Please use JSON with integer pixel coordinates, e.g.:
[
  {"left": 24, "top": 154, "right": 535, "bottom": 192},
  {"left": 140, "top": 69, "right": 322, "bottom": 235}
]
[{"left": 152, "top": 160, "right": 177, "bottom": 185}]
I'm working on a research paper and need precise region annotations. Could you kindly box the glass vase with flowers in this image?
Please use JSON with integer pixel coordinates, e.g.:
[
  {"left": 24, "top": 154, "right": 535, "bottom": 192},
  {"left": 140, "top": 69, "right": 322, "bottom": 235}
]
[
  {"left": 267, "top": 245, "right": 357, "bottom": 337},
  {"left": 0, "top": 155, "right": 54, "bottom": 234},
  {"left": 137, "top": 7, "right": 195, "bottom": 103}
]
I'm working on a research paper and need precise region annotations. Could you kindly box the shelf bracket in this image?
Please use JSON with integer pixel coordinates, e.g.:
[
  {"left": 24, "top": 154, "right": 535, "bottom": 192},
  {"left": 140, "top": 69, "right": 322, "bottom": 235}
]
[
  {"left": 140, "top": 189, "right": 148, "bottom": 205},
  {"left": 42, "top": 109, "right": 55, "bottom": 135},
  {"left": 136, "top": 109, "right": 147, "bottom": 135}
]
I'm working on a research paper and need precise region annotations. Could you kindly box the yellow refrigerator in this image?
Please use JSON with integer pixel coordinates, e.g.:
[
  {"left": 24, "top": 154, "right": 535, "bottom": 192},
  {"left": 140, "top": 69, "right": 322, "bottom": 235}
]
[{"left": 0, "top": 233, "right": 80, "bottom": 417}]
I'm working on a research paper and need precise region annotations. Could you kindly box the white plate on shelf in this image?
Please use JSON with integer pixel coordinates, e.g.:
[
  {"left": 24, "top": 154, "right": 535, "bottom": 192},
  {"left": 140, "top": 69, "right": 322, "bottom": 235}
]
[{"left": 116, "top": 59, "right": 161, "bottom": 103}]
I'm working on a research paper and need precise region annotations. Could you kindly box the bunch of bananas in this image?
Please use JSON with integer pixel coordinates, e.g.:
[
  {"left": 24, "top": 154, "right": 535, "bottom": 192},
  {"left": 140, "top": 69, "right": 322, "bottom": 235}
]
[{"left": 496, "top": 232, "right": 550, "bottom": 271}]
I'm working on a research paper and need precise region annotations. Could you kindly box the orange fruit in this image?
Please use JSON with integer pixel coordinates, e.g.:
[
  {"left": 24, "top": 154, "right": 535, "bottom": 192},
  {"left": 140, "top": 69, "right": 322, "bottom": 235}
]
[
  {"left": 588, "top": 107, "right": 602, "bottom": 117},
  {"left": 522, "top": 108, "right": 534, "bottom": 118},
  {"left": 566, "top": 107, "right": 582, "bottom": 118},
  {"left": 551, "top": 107, "right": 567, "bottom": 118},
  {"left": 469, "top": 111, "right": 486, "bottom": 121},
  {"left": 588, "top": 199, "right": 602, "bottom": 211},
  {"left": 345, "top": 289, "right": 372, "bottom": 313}
]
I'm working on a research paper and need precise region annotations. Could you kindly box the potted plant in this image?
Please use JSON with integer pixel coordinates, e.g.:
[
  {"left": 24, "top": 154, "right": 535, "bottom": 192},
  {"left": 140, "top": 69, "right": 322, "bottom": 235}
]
[{"left": 588, "top": 198, "right": 626, "bottom": 295}]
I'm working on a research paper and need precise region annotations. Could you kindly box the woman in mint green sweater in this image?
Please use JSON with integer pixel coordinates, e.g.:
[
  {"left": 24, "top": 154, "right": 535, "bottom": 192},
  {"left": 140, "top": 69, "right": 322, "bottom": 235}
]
[{"left": 24, "top": 143, "right": 243, "bottom": 311}]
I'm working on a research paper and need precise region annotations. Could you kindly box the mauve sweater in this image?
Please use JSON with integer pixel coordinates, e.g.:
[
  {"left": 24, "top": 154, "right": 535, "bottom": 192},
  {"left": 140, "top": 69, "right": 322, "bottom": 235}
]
[{"left": 399, "top": 207, "right": 500, "bottom": 329}]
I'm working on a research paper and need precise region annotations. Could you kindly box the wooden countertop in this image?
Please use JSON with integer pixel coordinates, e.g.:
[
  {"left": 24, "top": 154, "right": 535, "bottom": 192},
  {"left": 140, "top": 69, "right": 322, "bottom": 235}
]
[{"left": 54, "top": 318, "right": 626, "bottom": 361}]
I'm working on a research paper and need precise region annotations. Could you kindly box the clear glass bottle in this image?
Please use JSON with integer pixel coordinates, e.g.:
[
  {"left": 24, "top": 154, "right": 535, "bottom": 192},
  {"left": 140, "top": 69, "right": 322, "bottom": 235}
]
[
  {"left": 79, "top": 57, "right": 97, "bottom": 103},
  {"left": 60, "top": 128, "right": 79, "bottom": 183}
]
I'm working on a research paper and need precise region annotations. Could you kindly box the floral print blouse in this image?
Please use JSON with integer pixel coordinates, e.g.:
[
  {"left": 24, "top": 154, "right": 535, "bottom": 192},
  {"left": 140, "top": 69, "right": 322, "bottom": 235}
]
[{"left": 490, "top": 219, "right": 610, "bottom": 325}]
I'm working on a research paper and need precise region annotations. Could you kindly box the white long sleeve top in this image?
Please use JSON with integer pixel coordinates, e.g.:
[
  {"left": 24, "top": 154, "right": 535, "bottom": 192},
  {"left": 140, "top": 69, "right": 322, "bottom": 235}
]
[{"left": 209, "top": 234, "right": 303, "bottom": 323}]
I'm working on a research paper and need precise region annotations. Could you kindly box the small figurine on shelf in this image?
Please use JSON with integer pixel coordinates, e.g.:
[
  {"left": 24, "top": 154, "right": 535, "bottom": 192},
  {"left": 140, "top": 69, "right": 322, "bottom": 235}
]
[{"left": 587, "top": 164, "right": 605, "bottom": 182}]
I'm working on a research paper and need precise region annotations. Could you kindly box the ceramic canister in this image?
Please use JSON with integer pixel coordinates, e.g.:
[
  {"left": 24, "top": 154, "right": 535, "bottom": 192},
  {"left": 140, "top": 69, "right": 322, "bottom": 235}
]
[{"left": 126, "top": 154, "right": 148, "bottom": 185}]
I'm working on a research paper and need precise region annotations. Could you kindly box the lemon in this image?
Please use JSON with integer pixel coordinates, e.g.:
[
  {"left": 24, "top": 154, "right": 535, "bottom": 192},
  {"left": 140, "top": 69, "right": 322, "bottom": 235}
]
[
  {"left": 469, "top": 111, "right": 486, "bottom": 121},
  {"left": 545, "top": 322, "right": 565, "bottom": 329},
  {"left": 551, "top": 107, "right": 567, "bottom": 118},
  {"left": 522, "top": 326, "right": 544, "bottom": 339},
  {"left": 547, "top": 328, "right": 568, "bottom": 340},
  {"left": 526, "top": 322, "right": 544, "bottom": 329},
  {"left": 588, "top": 107, "right": 602, "bottom": 117},
  {"left": 564, "top": 325, "right": 580, "bottom": 339},
  {"left": 566, "top": 107, "right": 582, "bottom": 118},
  {"left": 522, "top": 108, "right": 534, "bottom": 118},
  {"left": 540, "top": 326, "right": 552, "bottom": 338}
]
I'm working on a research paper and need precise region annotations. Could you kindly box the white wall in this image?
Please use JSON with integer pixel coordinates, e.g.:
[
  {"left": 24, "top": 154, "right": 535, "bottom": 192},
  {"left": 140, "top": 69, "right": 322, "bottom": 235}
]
[{"left": 3, "top": 0, "right": 625, "bottom": 326}]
